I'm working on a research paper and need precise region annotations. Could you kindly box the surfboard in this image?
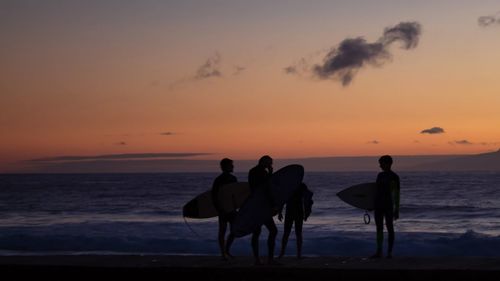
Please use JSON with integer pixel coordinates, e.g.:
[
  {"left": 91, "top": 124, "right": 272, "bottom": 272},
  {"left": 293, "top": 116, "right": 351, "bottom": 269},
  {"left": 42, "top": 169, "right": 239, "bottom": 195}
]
[
  {"left": 303, "top": 188, "right": 314, "bottom": 220},
  {"left": 231, "top": 164, "right": 304, "bottom": 238},
  {"left": 182, "top": 182, "right": 250, "bottom": 219},
  {"left": 336, "top": 182, "right": 377, "bottom": 211}
]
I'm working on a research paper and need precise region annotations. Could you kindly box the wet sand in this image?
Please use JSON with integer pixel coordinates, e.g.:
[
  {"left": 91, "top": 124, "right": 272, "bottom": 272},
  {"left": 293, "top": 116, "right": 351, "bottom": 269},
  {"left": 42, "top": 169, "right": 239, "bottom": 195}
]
[{"left": 1, "top": 255, "right": 499, "bottom": 280}]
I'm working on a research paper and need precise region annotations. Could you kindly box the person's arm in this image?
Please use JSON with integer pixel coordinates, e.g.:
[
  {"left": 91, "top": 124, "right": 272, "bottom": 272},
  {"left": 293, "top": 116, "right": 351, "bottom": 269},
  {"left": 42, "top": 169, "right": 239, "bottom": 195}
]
[
  {"left": 392, "top": 176, "right": 400, "bottom": 220},
  {"left": 211, "top": 179, "right": 223, "bottom": 214}
]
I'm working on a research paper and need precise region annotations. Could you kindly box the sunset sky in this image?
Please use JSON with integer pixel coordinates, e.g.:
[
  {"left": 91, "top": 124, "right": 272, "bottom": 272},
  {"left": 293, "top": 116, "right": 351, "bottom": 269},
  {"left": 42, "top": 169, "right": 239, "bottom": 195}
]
[{"left": 2, "top": 1, "right": 500, "bottom": 172}]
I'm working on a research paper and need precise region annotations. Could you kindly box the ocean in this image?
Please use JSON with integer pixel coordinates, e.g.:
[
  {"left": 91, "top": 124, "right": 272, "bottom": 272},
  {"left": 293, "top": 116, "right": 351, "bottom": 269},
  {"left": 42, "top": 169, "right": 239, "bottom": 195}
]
[{"left": 1, "top": 171, "right": 500, "bottom": 257}]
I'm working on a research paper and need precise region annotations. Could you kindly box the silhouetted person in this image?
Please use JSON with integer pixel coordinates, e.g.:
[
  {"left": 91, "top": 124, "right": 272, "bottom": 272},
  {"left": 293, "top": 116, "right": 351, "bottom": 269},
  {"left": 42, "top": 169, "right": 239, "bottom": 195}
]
[
  {"left": 277, "top": 182, "right": 313, "bottom": 259},
  {"left": 371, "top": 155, "right": 400, "bottom": 259},
  {"left": 211, "top": 158, "right": 237, "bottom": 260},
  {"left": 248, "top": 155, "right": 279, "bottom": 265}
]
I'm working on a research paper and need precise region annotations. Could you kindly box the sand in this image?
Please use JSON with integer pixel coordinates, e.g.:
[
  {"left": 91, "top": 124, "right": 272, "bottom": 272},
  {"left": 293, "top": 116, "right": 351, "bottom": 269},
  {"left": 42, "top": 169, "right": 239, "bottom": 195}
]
[{"left": 1, "top": 255, "right": 499, "bottom": 280}]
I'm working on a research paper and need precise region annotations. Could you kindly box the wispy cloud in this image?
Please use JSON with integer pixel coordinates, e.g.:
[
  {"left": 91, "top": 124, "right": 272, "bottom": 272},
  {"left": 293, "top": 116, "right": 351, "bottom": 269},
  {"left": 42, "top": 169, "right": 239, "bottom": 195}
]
[
  {"left": 450, "top": 140, "right": 474, "bottom": 145},
  {"left": 421, "top": 127, "right": 445, "bottom": 134},
  {"left": 233, "top": 65, "right": 246, "bottom": 76},
  {"left": 194, "top": 52, "right": 222, "bottom": 80},
  {"left": 114, "top": 141, "right": 127, "bottom": 146},
  {"left": 478, "top": 12, "right": 500, "bottom": 27},
  {"left": 169, "top": 52, "right": 223, "bottom": 90},
  {"left": 284, "top": 57, "right": 313, "bottom": 76},
  {"left": 367, "top": 140, "right": 380, "bottom": 144},
  {"left": 284, "top": 66, "right": 298, "bottom": 74},
  {"left": 312, "top": 21, "right": 422, "bottom": 86},
  {"left": 29, "top": 153, "right": 211, "bottom": 163},
  {"left": 160, "top": 132, "right": 175, "bottom": 136}
]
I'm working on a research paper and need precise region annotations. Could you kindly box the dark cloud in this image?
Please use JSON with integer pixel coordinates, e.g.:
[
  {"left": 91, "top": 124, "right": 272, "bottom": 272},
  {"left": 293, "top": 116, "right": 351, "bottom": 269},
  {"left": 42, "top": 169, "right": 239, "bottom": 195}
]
[
  {"left": 115, "top": 141, "right": 127, "bottom": 146},
  {"left": 194, "top": 52, "right": 222, "bottom": 80},
  {"left": 313, "top": 21, "right": 422, "bottom": 86},
  {"left": 478, "top": 13, "right": 500, "bottom": 27},
  {"left": 160, "top": 132, "right": 175, "bottom": 136},
  {"left": 421, "top": 127, "right": 445, "bottom": 134},
  {"left": 30, "top": 153, "right": 211, "bottom": 163},
  {"left": 367, "top": 140, "right": 380, "bottom": 144}
]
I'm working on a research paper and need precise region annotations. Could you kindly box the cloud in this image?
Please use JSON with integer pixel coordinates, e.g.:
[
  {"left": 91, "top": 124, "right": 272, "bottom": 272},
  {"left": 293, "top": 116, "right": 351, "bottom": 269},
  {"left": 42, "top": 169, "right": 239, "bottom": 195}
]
[
  {"left": 115, "top": 141, "right": 127, "bottom": 146},
  {"left": 194, "top": 52, "right": 222, "bottom": 80},
  {"left": 284, "top": 56, "right": 316, "bottom": 77},
  {"left": 367, "top": 140, "right": 380, "bottom": 144},
  {"left": 312, "top": 21, "right": 422, "bottom": 86},
  {"left": 284, "top": 66, "right": 298, "bottom": 75},
  {"left": 478, "top": 13, "right": 500, "bottom": 27},
  {"left": 29, "top": 153, "right": 211, "bottom": 163},
  {"left": 421, "top": 127, "right": 445, "bottom": 134},
  {"left": 233, "top": 65, "right": 246, "bottom": 75},
  {"left": 160, "top": 132, "right": 175, "bottom": 136},
  {"left": 450, "top": 140, "right": 474, "bottom": 145},
  {"left": 169, "top": 53, "right": 223, "bottom": 90}
]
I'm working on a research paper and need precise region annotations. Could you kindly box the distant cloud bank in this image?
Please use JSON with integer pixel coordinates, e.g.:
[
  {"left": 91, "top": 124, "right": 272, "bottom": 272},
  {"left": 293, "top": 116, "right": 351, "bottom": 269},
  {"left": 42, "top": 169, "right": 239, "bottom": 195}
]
[
  {"left": 421, "top": 127, "right": 445, "bottom": 134},
  {"left": 312, "top": 21, "right": 422, "bottom": 86},
  {"left": 29, "top": 153, "right": 211, "bottom": 163}
]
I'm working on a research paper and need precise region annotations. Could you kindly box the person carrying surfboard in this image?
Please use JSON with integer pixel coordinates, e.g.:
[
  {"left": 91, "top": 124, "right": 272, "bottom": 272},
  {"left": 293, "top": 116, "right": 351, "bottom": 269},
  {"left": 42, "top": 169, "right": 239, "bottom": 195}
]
[
  {"left": 248, "top": 155, "right": 280, "bottom": 265},
  {"left": 277, "top": 182, "right": 313, "bottom": 259},
  {"left": 371, "top": 155, "right": 400, "bottom": 259},
  {"left": 211, "top": 158, "right": 238, "bottom": 261}
]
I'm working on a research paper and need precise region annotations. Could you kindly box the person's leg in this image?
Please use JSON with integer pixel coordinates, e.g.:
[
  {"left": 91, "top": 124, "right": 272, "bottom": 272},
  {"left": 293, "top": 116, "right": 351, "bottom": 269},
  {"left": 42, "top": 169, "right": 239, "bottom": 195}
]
[
  {"left": 385, "top": 210, "right": 395, "bottom": 258},
  {"left": 252, "top": 227, "right": 262, "bottom": 265},
  {"left": 279, "top": 215, "right": 293, "bottom": 258},
  {"left": 263, "top": 218, "right": 278, "bottom": 264},
  {"left": 295, "top": 217, "right": 303, "bottom": 259},
  {"left": 218, "top": 216, "right": 228, "bottom": 260},
  {"left": 371, "top": 209, "right": 384, "bottom": 258},
  {"left": 225, "top": 232, "right": 235, "bottom": 258}
]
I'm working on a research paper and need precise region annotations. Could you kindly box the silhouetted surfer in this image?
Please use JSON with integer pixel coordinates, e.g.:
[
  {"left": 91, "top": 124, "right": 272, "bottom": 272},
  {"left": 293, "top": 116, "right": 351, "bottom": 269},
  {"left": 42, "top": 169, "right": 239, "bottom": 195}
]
[
  {"left": 211, "top": 158, "right": 237, "bottom": 260},
  {"left": 371, "top": 155, "right": 400, "bottom": 259},
  {"left": 278, "top": 182, "right": 313, "bottom": 259},
  {"left": 248, "top": 155, "right": 280, "bottom": 265}
]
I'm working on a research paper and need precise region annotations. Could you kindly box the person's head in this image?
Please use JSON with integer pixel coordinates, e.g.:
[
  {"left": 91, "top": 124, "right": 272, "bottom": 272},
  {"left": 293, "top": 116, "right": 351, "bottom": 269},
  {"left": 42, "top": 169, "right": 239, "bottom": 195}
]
[
  {"left": 258, "top": 155, "right": 273, "bottom": 169},
  {"left": 220, "top": 158, "right": 234, "bottom": 173},
  {"left": 378, "top": 155, "right": 393, "bottom": 171}
]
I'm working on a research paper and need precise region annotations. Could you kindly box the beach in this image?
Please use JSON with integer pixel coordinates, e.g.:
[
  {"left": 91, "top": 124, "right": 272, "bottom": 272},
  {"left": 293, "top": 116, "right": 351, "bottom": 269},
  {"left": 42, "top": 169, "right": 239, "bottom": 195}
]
[{"left": 1, "top": 255, "right": 499, "bottom": 280}]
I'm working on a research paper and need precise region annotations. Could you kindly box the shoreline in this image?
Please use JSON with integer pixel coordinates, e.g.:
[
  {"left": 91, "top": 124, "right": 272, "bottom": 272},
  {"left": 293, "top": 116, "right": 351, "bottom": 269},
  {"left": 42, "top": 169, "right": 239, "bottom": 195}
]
[{"left": 1, "top": 255, "right": 499, "bottom": 280}]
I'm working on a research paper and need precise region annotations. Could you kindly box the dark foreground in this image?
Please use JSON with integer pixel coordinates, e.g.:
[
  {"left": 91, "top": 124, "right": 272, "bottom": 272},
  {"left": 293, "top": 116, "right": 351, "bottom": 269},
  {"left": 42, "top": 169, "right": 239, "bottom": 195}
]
[{"left": 1, "top": 255, "right": 499, "bottom": 280}]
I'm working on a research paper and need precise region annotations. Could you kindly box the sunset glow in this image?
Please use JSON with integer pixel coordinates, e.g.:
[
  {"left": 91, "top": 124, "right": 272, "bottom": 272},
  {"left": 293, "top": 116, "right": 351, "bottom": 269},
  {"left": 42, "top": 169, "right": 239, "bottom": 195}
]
[{"left": 2, "top": 1, "right": 500, "bottom": 172}]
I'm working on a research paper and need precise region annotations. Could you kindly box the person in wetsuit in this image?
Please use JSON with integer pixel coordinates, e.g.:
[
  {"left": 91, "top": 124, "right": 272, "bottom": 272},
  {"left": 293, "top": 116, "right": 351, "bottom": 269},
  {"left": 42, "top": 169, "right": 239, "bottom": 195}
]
[
  {"left": 248, "top": 155, "right": 280, "bottom": 265},
  {"left": 211, "top": 158, "right": 237, "bottom": 260},
  {"left": 277, "top": 182, "right": 313, "bottom": 259},
  {"left": 372, "top": 155, "right": 400, "bottom": 259}
]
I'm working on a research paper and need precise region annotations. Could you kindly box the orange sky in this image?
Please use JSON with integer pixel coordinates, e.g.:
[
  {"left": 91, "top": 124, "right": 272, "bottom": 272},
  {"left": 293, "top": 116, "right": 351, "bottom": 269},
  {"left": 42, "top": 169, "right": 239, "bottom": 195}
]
[{"left": 1, "top": 1, "right": 500, "bottom": 172}]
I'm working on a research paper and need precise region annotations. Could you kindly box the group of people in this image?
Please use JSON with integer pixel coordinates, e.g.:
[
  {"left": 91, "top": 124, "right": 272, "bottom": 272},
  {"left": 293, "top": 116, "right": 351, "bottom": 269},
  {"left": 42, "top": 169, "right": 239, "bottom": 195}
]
[{"left": 211, "top": 154, "right": 400, "bottom": 265}]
